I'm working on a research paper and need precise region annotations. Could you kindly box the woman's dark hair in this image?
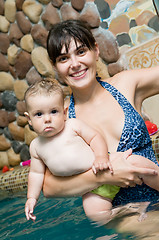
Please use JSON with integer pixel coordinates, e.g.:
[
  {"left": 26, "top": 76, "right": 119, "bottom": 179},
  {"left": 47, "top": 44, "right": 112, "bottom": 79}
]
[{"left": 47, "top": 20, "right": 96, "bottom": 65}]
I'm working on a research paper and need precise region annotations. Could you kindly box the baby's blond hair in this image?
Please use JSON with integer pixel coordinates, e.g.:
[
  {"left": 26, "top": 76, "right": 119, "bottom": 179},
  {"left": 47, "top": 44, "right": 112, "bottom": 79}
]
[{"left": 25, "top": 78, "right": 64, "bottom": 109}]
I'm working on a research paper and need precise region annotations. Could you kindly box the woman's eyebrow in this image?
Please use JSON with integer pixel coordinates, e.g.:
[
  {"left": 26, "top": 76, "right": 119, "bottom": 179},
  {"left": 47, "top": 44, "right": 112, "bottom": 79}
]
[{"left": 76, "top": 44, "right": 86, "bottom": 51}]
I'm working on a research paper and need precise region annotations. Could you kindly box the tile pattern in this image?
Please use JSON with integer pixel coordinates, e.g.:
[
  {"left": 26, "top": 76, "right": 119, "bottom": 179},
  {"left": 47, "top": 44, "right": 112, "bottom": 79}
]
[
  {"left": 125, "top": 36, "right": 159, "bottom": 69},
  {"left": 0, "top": 166, "right": 29, "bottom": 195}
]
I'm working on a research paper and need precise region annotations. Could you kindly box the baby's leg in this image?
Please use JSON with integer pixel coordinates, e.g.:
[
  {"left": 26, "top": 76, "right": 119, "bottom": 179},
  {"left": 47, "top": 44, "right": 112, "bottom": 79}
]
[
  {"left": 128, "top": 155, "right": 159, "bottom": 191},
  {"left": 82, "top": 192, "right": 121, "bottom": 224}
]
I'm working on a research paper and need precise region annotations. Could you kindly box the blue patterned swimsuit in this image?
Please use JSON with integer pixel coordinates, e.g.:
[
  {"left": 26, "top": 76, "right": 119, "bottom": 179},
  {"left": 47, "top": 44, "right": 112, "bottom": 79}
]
[{"left": 68, "top": 77, "right": 159, "bottom": 206}]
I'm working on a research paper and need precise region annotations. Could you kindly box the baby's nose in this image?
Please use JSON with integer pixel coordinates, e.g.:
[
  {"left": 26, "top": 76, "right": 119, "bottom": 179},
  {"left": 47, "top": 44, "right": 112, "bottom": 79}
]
[{"left": 44, "top": 114, "right": 51, "bottom": 122}]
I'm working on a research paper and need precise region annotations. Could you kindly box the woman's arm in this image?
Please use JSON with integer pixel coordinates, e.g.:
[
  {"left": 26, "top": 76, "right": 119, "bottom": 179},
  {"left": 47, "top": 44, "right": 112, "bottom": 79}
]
[
  {"left": 43, "top": 149, "right": 157, "bottom": 197},
  {"left": 126, "top": 66, "right": 159, "bottom": 100}
]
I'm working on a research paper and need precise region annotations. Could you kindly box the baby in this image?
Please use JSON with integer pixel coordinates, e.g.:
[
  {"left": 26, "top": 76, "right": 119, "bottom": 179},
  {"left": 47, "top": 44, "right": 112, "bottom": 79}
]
[
  {"left": 24, "top": 78, "right": 159, "bottom": 223},
  {"left": 24, "top": 79, "right": 112, "bottom": 221}
]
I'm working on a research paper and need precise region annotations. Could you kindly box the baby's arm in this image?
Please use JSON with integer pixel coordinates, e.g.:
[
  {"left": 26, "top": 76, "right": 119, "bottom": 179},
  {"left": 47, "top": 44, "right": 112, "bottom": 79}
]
[
  {"left": 128, "top": 154, "right": 159, "bottom": 191},
  {"left": 72, "top": 119, "right": 112, "bottom": 174},
  {"left": 25, "top": 140, "right": 45, "bottom": 221}
]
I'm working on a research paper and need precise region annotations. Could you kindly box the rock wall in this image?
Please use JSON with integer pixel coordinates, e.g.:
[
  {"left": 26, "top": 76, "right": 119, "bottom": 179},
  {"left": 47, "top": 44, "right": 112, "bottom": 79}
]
[{"left": 0, "top": 0, "right": 124, "bottom": 169}]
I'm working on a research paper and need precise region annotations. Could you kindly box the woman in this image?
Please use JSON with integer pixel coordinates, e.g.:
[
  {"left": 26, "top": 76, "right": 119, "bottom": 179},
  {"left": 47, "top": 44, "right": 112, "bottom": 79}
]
[{"left": 44, "top": 20, "right": 159, "bottom": 207}]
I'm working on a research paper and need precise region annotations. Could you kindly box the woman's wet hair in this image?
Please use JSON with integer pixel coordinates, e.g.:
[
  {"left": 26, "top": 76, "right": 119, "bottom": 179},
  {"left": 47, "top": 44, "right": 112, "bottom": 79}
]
[{"left": 47, "top": 20, "right": 96, "bottom": 65}]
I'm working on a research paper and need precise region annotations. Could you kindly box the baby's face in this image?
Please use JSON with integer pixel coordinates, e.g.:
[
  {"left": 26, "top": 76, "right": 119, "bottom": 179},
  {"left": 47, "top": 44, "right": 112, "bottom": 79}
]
[{"left": 27, "top": 93, "right": 66, "bottom": 137}]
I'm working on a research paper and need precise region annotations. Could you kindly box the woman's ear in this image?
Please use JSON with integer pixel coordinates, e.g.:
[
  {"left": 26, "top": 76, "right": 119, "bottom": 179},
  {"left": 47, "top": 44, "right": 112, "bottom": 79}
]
[
  {"left": 95, "top": 42, "right": 100, "bottom": 61},
  {"left": 24, "top": 112, "right": 32, "bottom": 126}
]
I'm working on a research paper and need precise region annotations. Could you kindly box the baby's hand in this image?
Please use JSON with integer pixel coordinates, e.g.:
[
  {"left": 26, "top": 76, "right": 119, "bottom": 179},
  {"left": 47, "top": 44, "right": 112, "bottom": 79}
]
[
  {"left": 25, "top": 198, "right": 37, "bottom": 221},
  {"left": 92, "top": 156, "right": 113, "bottom": 175}
]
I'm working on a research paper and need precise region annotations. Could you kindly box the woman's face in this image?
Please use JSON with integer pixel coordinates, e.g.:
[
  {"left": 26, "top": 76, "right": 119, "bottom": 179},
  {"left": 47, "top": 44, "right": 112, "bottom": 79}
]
[{"left": 54, "top": 39, "right": 99, "bottom": 90}]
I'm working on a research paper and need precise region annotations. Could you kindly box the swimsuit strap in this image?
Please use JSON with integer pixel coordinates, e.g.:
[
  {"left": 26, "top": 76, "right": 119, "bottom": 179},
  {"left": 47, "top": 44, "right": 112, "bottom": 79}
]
[
  {"left": 68, "top": 94, "right": 76, "bottom": 118},
  {"left": 96, "top": 77, "right": 151, "bottom": 152}
]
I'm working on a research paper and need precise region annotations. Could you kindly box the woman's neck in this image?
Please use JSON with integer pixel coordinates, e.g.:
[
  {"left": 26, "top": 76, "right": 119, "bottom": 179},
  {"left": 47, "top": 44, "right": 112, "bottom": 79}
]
[{"left": 71, "top": 78, "right": 103, "bottom": 104}]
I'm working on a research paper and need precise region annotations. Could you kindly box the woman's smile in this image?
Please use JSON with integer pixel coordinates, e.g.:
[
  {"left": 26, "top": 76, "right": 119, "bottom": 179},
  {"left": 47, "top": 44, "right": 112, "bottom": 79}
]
[{"left": 70, "top": 69, "right": 87, "bottom": 79}]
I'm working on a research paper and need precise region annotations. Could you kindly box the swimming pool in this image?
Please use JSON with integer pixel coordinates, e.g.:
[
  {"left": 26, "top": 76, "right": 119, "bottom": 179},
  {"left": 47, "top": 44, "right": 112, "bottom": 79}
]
[
  {"left": 0, "top": 193, "right": 135, "bottom": 240},
  {"left": 1, "top": 192, "right": 159, "bottom": 239}
]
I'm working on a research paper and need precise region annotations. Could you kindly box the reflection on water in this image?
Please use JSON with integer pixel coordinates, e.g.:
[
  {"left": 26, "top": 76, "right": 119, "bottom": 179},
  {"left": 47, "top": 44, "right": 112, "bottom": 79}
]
[{"left": 1, "top": 193, "right": 159, "bottom": 240}]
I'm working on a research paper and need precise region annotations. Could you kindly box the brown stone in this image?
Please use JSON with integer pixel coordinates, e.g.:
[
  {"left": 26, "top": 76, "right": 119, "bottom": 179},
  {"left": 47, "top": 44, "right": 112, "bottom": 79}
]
[
  {"left": 8, "top": 112, "right": 16, "bottom": 123},
  {"left": 0, "top": 110, "right": 9, "bottom": 127},
  {"left": 9, "top": 65, "right": 17, "bottom": 79},
  {"left": 0, "top": 33, "right": 10, "bottom": 54},
  {"left": 0, "top": 72, "right": 14, "bottom": 91},
  {"left": 26, "top": 67, "right": 42, "bottom": 85},
  {"left": 96, "top": 57, "right": 109, "bottom": 80},
  {"left": 109, "top": 15, "right": 130, "bottom": 36},
  {"left": 60, "top": 3, "right": 80, "bottom": 21},
  {"left": 22, "top": 0, "right": 43, "bottom": 24},
  {"left": 71, "top": 0, "right": 85, "bottom": 11},
  {"left": 0, "top": 110, "right": 16, "bottom": 126},
  {"left": 9, "top": 23, "right": 23, "bottom": 46},
  {"left": 31, "top": 47, "right": 55, "bottom": 77},
  {"left": 38, "top": 0, "right": 51, "bottom": 4},
  {"left": 31, "top": 24, "right": 48, "bottom": 48},
  {"left": 4, "top": 0, "right": 16, "bottom": 23},
  {"left": 17, "top": 115, "right": 28, "bottom": 127},
  {"left": 24, "top": 124, "right": 37, "bottom": 146},
  {"left": 8, "top": 122, "right": 25, "bottom": 141},
  {"left": 0, "top": 135, "right": 11, "bottom": 151},
  {"left": 14, "top": 51, "right": 32, "bottom": 79},
  {"left": 41, "top": 3, "right": 61, "bottom": 31},
  {"left": 51, "top": 0, "right": 63, "bottom": 8},
  {"left": 0, "top": 152, "right": 9, "bottom": 169},
  {"left": 8, "top": 147, "right": 21, "bottom": 166},
  {"left": 92, "top": 27, "right": 119, "bottom": 63},
  {"left": 7, "top": 44, "right": 20, "bottom": 65},
  {"left": 0, "top": 15, "right": 10, "bottom": 33},
  {"left": 0, "top": 0, "right": 4, "bottom": 15},
  {"left": 0, "top": 53, "right": 9, "bottom": 72},
  {"left": 80, "top": 2, "right": 100, "bottom": 28},
  {"left": 108, "top": 61, "right": 125, "bottom": 77},
  {"left": 16, "top": 0, "right": 25, "bottom": 10},
  {"left": 20, "top": 34, "right": 34, "bottom": 53},
  {"left": 136, "top": 10, "right": 155, "bottom": 26},
  {"left": 16, "top": 101, "right": 27, "bottom": 115},
  {"left": 16, "top": 11, "right": 32, "bottom": 34},
  {"left": 14, "top": 80, "right": 29, "bottom": 100}
]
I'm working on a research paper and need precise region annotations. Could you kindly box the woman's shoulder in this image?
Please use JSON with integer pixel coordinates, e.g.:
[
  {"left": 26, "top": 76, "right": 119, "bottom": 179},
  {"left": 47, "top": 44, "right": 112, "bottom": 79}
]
[{"left": 102, "top": 69, "right": 135, "bottom": 88}]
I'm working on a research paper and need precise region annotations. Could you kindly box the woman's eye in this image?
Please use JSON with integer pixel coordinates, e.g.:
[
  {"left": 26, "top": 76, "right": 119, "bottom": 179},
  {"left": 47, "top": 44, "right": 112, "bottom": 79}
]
[
  {"left": 51, "top": 110, "right": 57, "bottom": 114},
  {"left": 58, "top": 56, "right": 68, "bottom": 63},
  {"left": 35, "top": 112, "right": 42, "bottom": 117},
  {"left": 78, "top": 47, "right": 87, "bottom": 56}
]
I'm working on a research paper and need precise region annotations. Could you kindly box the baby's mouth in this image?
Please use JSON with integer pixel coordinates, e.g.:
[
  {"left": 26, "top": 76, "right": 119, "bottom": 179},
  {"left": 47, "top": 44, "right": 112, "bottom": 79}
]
[{"left": 44, "top": 127, "right": 53, "bottom": 132}]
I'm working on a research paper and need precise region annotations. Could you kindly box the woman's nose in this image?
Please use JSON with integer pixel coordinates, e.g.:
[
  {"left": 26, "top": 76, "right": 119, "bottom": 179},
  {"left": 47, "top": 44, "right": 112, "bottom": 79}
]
[{"left": 70, "top": 56, "right": 80, "bottom": 69}]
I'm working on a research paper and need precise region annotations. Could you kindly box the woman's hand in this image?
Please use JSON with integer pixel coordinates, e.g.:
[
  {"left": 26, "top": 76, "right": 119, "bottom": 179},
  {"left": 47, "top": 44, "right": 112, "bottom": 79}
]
[
  {"left": 42, "top": 149, "right": 157, "bottom": 197},
  {"left": 106, "top": 149, "right": 157, "bottom": 187}
]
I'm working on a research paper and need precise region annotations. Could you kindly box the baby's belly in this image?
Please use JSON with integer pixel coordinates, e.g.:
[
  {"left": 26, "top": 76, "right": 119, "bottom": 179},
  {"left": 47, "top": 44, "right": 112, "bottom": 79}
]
[{"left": 47, "top": 141, "right": 95, "bottom": 176}]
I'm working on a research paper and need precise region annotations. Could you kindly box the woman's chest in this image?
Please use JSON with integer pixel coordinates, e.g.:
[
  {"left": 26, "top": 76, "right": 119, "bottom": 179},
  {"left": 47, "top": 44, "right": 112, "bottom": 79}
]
[{"left": 76, "top": 99, "right": 125, "bottom": 152}]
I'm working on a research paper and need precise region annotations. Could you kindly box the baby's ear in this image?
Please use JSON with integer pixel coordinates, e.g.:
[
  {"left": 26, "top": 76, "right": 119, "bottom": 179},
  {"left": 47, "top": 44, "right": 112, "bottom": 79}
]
[
  {"left": 24, "top": 112, "right": 32, "bottom": 125},
  {"left": 64, "top": 107, "right": 68, "bottom": 120}
]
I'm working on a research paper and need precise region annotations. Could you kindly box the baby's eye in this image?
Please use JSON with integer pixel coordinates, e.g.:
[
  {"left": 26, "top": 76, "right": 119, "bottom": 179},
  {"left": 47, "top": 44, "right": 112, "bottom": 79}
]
[
  {"left": 35, "top": 112, "right": 42, "bottom": 117},
  {"left": 51, "top": 109, "right": 57, "bottom": 114}
]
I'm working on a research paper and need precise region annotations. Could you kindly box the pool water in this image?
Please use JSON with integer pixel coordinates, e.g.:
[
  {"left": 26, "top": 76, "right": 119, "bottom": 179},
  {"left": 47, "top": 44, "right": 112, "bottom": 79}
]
[
  {"left": 0, "top": 193, "right": 135, "bottom": 240},
  {"left": 1, "top": 193, "right": 159, "bottom": 240}
]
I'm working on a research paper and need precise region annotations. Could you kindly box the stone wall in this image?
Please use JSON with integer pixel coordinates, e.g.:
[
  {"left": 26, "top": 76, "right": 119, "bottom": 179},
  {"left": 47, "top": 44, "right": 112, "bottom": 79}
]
[{"left": 0, "top": 0, "right": 124, "bottom": 169}]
